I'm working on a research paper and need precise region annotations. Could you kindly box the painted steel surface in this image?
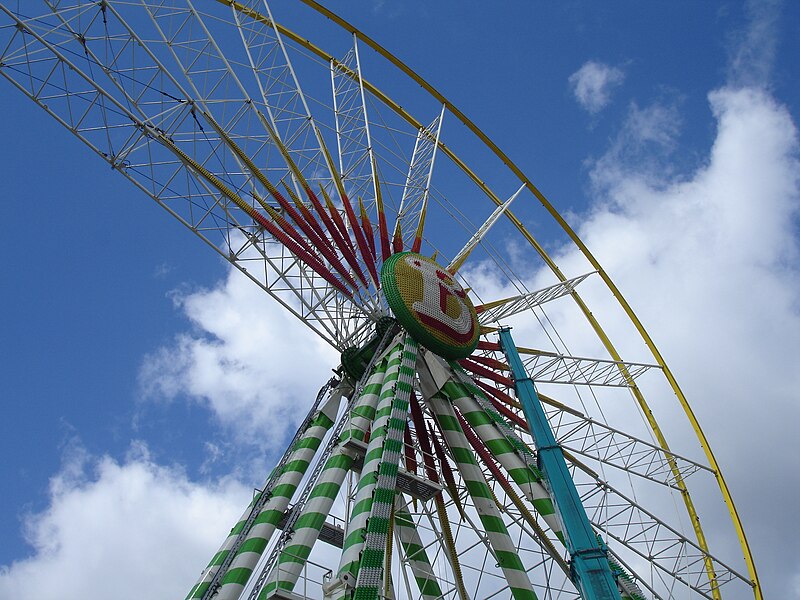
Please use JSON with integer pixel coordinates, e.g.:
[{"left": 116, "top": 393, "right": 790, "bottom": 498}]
[{"left": 499, "top": 328, "right": 621, "bottom": 600}]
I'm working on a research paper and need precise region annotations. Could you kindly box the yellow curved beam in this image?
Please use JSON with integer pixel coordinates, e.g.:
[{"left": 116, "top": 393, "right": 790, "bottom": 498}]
[{"left": 217, "top": 1, "right": 761, "bottom": 596}]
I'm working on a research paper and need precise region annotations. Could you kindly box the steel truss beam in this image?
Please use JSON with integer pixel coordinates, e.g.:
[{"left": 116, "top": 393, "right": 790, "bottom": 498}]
[
  {"left": 394, "top": 107, "right": 444, "bottom": 250},
  {"left": 575, "top": 467, "right": 749, "bottom": 599},
  {"left": 546, "top": 404, "right": 712, "bottom": 489},
  {"left": 517, "top": 348, "right": 658, "bottom": 387},
  {"left": 476, "top": 272, "right": 595, "bottom": 323},
  {"left": 330, "top": 43, "right": 375, "bottom": 214}
]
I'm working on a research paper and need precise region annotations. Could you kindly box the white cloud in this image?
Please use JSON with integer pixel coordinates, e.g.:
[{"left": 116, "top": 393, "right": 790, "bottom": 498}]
[
  {"left": 728, "top": 0, "right": 782, "bottom": 88},
  {"left": 569, "top": 60, "right": 625, "bottom": 114},
  {"left": 472, "top": 45, "right": 799, "bottom": 593},
  {"left": 530, "top": 84, "right": 799, "bottom": 596},
  {"left": 139, "top": 267, "right": 339, "bottom": 449},
  {"left": 588, "top": 99, "right": 683, "bottom": 192},
  {"left": 0, "top": 442, "right": 250, "bottom": 600}
]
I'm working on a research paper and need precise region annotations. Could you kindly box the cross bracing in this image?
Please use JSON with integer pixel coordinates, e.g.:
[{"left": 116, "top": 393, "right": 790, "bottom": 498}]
[
  {"left": 460, "top": 378, "right": 712, "bottom": 492},
  {"left": 330, "top": 45, "right": 376, "bottom": 211},
  {"left": 394, "top": 109, "right": 444, "bottom": 250},
  {"left": 463, "top": 345, "right": 657, "bottom": 389},
  {"left": 575, "top": 473, "right": 749, "bottom": 599},
  {"left": 0, "top": 2, "right": 408, "bottom": 349}
]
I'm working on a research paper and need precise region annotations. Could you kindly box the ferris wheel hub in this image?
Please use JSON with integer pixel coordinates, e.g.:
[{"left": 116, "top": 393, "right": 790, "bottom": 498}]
[{"left": 380, "top": 252, "right": 479, "bottom": 359}]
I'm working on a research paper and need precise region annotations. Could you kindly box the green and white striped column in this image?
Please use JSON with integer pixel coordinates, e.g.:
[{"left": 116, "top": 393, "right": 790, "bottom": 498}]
[
  {"left": 392, "top": 493, "right": 443, "bottom": 600},
  {"left": 185, "top": 491, "right": 263, "bottom": 599},
  {"left": 425, "top": 390, "right": 539, "bottom": 600},
  {"left": 441, "top": 379, "right": 564, "bottom": 544},
  {"left": 352, "top": 336, "right": 418, "bottom": 600},
  {"left": 337, "top": 337, "right": 409, "bottom": 584},
  {"left": 450, "top": 364, "right": 540, "bottom": 464},
  {"left": 448, "top": 366, "right": 567, "bottom": 543},
  {"left": 260, "top": 345, "right": 400, "bottom": 598},
  {"left": 212, "top": 386, "right": 346, "bottom": 600}
]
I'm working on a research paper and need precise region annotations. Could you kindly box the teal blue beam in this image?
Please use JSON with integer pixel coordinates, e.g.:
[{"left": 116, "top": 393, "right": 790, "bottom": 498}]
[{"left": 498, "top": 328, "right": 621, "bottom": 600}]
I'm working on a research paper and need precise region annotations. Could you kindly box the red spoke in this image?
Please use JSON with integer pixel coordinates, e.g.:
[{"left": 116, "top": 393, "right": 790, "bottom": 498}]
[
  {"left": 458, "top": 358, "right": 514, "bottom": 387},
  {"left": 468, "top": 354, "right": 509, "bottom": 372},
  {"left": 474, "top": 379, "right": 518, "bottom": 409},
  {"left": 476, "top": 340, "right": 501, "bottom": 351},
  {"left": 410, "top": 391, "right": 440, "bottom": 485},
  {"left": 358, "top": 196, "right": 377, "bottom": 261},
  {"left": 428, "top": 421, "right": 466, "bottom": 519},
  {"left": 247, "top": 204, "right": 353, "bottom": 299},
  {"left": 270, "top": 182, "right": 361, "bottom": 290},
  {"left": 477, "top": 385, "right": 528, "bottom": 430},
  {"left": 411, "top": 203, "right": 427, "bottom": 253},
  {"left": 281, "top": 182, "right": 335, "bottom": 255},
  {"left": 319, "top": 185, "right": 369, "bottom": 288},
  {"left": 392, "top": 220, "right": 404, "bottom": 254},
  {"left": 376, "top": 197, "right": 392, "bottom": 262},
  {"left": 340, "top": 190, "right": 380, "bottom": 287}
]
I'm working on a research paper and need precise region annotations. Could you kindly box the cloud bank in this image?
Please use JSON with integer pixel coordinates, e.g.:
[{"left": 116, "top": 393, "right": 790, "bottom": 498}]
[
  {"left": 556, "top": 85, "right": 799, "bottom": 597},
  {"left": 139, "top": 267, "right": 338, "bottom": 449},
  {"left": 0, "top": 442, "right": 250, "bottom": 600}
]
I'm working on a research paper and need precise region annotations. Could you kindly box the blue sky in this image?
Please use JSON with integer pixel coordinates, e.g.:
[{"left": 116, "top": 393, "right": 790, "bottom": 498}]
[{"left": 1, "top": 1, "right": 798, "bottom": 598}]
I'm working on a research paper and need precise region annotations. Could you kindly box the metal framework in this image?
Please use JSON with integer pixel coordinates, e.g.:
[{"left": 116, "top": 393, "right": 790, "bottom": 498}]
[{"left": 0, "top": 2, "right": 761, "bottom": 599}]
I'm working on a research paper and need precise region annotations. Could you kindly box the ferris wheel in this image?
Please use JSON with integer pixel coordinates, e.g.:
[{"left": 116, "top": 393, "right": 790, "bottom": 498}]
[{"left": 0, "top": 2, "right": 762, "bottom": 599}]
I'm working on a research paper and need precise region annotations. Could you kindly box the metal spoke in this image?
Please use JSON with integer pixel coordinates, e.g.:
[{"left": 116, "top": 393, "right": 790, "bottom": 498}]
[{"left": 394, "top": 107, "right": 444, "bottom": 251}]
